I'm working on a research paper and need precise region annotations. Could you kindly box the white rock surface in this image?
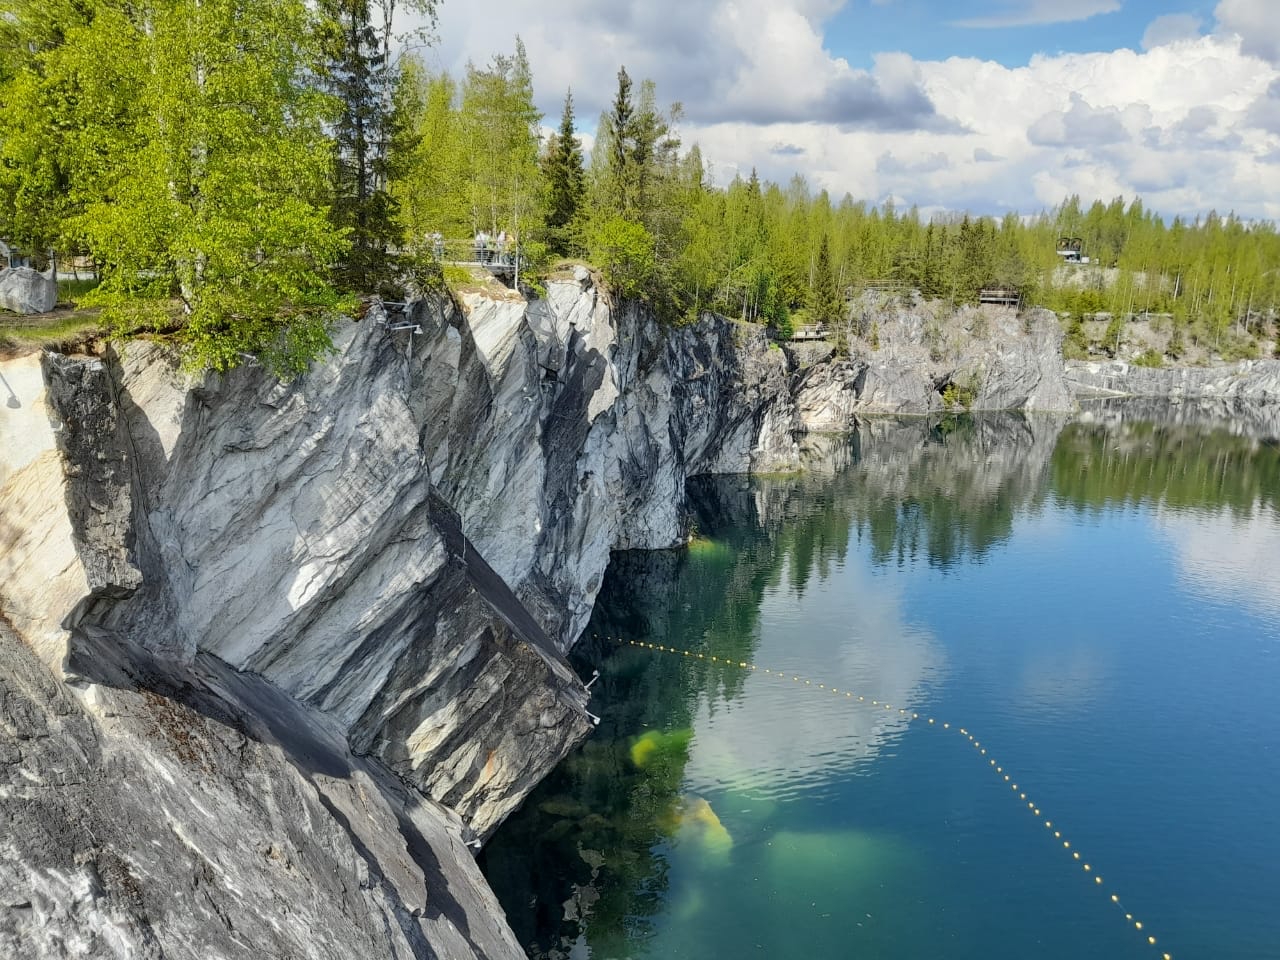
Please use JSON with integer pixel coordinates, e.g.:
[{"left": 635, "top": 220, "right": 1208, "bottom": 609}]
[{"left": 0, "top": 265, "right": 57, "bottom": 314}]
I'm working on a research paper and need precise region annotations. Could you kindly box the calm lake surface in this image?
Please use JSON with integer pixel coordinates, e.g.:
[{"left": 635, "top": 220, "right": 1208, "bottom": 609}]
[{"left": 481, "top": 407, "right": 1280, "bottom": 960}]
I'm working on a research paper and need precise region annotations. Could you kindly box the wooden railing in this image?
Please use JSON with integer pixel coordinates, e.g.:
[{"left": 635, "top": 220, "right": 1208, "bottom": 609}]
[
  {"left": 978, "top": 288, "right": 1021, "bottom": 306},
  {"left": 790, "top": 323, "right": 830, "bottom": 341}
]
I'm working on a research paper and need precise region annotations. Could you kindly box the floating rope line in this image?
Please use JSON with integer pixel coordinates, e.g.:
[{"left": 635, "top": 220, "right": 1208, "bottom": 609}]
[{"left": 602, "top": 636, "right": 1173, "bottom": 960}]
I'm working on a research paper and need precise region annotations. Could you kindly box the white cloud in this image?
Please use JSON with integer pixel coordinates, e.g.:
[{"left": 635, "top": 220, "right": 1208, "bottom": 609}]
[
  {"left": 419, "top": 0, "right": 955, "bottom": 133},
  {"left": 1142, "top": 13, "right": 1204, "bottom": 50},
  {"left": 1027, "top": 94, "right": 1147, "bottom": 147},
  {"left": 1215, "top": 0, "right": 1280, "bottom": 64},
  {"left": 952, "top": 0, "right": 1120, "bottom": 29},
  {"left": 415, "top": 2, "right": 1280, "bottom": 219}
]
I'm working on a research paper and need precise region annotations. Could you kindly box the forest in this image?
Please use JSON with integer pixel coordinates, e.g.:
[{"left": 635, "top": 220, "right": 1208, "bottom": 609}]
[{"left": 3, "top": 0, "right": 1279, "bottom": 374}]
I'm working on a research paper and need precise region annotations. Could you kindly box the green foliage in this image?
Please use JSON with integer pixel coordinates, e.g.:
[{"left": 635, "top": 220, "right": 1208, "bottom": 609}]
[
  {"left": 391, "top": 40, "right": 544, "bottom": 265},
  {"left": 1062, "top": 315, "right": 1089, "bottom": 360},
  {"left": 587, "top": 216, "right": 655, "bottom": 300},
  {"left": 542, "top": 90, "right": 586, "bottom": 252},
  {"left": 1220, "top": 335, "right": 1260, "bottom": 362},
  {"left": 1102, "top": 314, "right": 1125, "bottom": 357},
  {"left": 0, "top": 0, "right": 412, "bottom": 377},
  {"left": 941, "top": 376, "right": 978, "bottom": 410},
  {"left": 808, "top": 234, "right": 841, "bottom": 325},
  {"left": 1132, "top": 349, "right": 1164, "bottom": 368}
]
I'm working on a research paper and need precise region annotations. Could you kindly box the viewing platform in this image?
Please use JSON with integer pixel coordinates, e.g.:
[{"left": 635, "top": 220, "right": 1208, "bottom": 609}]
[
  {"left": 978, "top": 288, "right": 1021, "bottom": 307},
  {"left": 789, "top": 323, "right": 830, "bottom": 342},
  {"left": 430, "top": 238, "right": 523, "bottom": 278}
]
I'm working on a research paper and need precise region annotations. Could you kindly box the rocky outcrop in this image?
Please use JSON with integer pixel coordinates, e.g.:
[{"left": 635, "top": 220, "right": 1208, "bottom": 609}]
[
  {"left": 0, "top": 265, "right": 58, "bottom": 314},
  {"left": 0, "top": 621, "right": 526, "bottom": 960},
  {"left": 791, "top": 300, "right": 1075, "bottom": 429},
  {"left": 1065, "top": 358, "right": 1280, "bottom": 405},
  {"left": 0, "top": 277, "right": 803, "bottom": 958}
]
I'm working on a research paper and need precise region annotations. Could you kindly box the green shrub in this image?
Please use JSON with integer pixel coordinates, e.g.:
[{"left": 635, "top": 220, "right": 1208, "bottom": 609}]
[
  {"left": 1220, "top": 336, "right": 1260, "bottom": 362},
  {"left": 942, "top": 376, "right": 978, "bottom": 410},
  {"left": 1062, "top": 315, "right": 1089, "bottom": 360},
  {"left": 585, "top": 216, "right": 655, "bottom": 300},
  {"left": 1132, "top": 349, "right": 1164, "bottom": 368}
]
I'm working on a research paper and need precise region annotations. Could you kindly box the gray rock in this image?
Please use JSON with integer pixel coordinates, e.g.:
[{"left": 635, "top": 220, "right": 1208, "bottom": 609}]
[
  {"left": 790, "top": 304, "right": 1075, "bottom": 427},
  {"left": 0, "top": 265, "right": 57, "bottom": 314},
  {"left": 0, "top": 621, "right": 526, "bottom": 960},
  {"left": 1065, "top": 358, "right": 1280, "bottom": 405}
]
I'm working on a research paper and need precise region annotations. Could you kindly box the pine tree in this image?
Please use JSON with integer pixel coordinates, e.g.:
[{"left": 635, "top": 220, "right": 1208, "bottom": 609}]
[
  {"left": 608, "top": 67, "right": 634, "bottom": 213},
  {"left": 317, "top": 0, "right": 400, "bottom": 290},
  {"left": 543, "top": 89, "right": 585, "bottom": 251},
  {"left": 810, "top": 234, "right": 841, "bottom": 326}
]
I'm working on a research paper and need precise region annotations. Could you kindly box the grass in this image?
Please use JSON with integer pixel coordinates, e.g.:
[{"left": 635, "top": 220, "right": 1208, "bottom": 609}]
[
  {"left": 58, "top": 277, "right": 101, "bottom": 300},
  {"left": 0, "top": 307, "right": 105, "bottom": 357}
]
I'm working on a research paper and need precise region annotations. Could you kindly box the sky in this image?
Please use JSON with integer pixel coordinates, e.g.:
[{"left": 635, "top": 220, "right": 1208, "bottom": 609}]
[{"left": 410, "top": 0, "right": 1280, "bottom": 220}]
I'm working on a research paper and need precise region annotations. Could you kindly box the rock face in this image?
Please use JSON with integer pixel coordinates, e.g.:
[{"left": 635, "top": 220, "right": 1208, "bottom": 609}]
[
  {"left": 1065, "top": 358, "right": 1280, "bottom": 405},
  {"left": 0, "top": 279, "right": 803, "bottom": 958},
  {"left": 0, "top": 265, "right": 58, "bottom": 314},
  {"left": 791, "top": 300, "right": 1075, "bottom": 429},
  {"left": 0, "top": 622, "right": 526, "bottom": 960}
]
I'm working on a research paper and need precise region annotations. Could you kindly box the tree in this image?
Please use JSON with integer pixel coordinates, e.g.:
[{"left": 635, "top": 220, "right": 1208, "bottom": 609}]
[
  {"left": 3, "top": 0, "right": 353, "bottom": 376},
  {"left": 459, "top": 39, "right": 544, "bottom": 240},
  {"left": 391, "top": 60, "right": 470, "bottom": 247},
  {"left": 810, "top": 234, "right": 841, "bottom": 325},
  {"left": 606, "top": 67, "right": 635, "bottom": 214},
  {"left": 542, "top": 89, "right": 586, "bottom": 252},
  {"left": 587, "top": 216, "right": 654, "bottom": 300}
]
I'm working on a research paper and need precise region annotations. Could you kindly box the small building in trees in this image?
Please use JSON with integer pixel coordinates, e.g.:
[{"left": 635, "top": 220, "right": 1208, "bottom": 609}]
[{"left": 1056, "top": 237, "right": 1091, "bottom": 264}]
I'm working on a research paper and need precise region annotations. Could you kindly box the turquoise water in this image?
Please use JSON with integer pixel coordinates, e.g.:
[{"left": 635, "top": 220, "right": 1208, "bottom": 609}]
[{"left": 481, "top": 411, "right": 1280, "bottom": 960}]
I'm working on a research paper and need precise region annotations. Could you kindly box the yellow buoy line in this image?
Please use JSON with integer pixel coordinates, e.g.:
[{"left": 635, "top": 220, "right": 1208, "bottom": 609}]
[{"left": 604, "top": 636, "right": 1173, "bottom": 959}]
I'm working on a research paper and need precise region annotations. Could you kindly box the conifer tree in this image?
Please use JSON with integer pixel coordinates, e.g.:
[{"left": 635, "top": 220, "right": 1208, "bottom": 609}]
[
  {"left": 810, "top": 234, "right": 841, "bottom": 325},
  {"left": 543, "top": 89, "right": 586, "bottom": 252}
]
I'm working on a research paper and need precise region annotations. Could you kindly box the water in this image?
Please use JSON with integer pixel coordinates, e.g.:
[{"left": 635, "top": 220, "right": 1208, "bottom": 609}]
[{"left": 480, "top": 409, "right": 1280, "bottom": 960}]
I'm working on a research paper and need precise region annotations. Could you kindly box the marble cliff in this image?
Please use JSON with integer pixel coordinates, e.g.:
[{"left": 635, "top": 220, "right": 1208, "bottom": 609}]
[{"left": 11, "top": 273, "right": 1274, "bottom": 957}]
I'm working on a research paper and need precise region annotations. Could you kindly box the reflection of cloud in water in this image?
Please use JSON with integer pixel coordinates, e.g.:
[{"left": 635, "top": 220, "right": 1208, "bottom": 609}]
[
  {"left": 1155, "top": 502, "right": 1280, "bottom": 623},
  {"left": 682, "top": 558, "right": 945, "bottom": 801},
  {"left": 1015, "top": 645, "right": 1110, "bottom": 719}
]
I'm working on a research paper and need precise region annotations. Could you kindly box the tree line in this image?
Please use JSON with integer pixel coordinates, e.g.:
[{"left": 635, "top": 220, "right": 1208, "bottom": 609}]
[{"left": 4, "top": 8, "right": 1278, "bottom": 375}]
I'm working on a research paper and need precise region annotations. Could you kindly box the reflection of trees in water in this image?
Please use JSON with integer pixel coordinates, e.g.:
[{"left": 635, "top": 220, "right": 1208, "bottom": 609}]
[
  {"left": 483, "top": 409, "right": 1280, "bottom": 958},
  {"left": 482, "top": 415, "right": 1070, "bottom": 958},
  {"left": 482, "top": 469, "right": 859, "bottom": 958},
  {"left": 791, "top": 415, "right": 1064, "bottom": 572},
  {"left": 1051, "top": 419, "right": 1280, "bottom": 516},
  {"left": 485, "top": 409, "right": 1280, "bottom": 959}
]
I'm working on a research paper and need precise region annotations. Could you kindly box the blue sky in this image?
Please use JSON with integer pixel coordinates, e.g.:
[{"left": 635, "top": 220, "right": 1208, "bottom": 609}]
[
  {"left": 427, "top": 1, "right": 1280, "bottom": 220},
  {"left": 825, "top": 1, "right": 1213, "bottom": 66}
]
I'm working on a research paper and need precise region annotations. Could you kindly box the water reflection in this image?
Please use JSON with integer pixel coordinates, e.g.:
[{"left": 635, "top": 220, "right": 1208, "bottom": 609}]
[
  {"left": 681, "top": 554, "right": 944, "bottom": 802},
  {"left": 1156, "top": 503, "right": 1280, "bottom": 621},
  {"left": 482, "top": 406, "right": 1280, "bottom": 960}
]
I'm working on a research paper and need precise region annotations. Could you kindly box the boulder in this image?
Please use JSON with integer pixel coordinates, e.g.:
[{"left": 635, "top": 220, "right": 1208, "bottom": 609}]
[{"left": 0, "top": 266, "right": 57, "bottom": 314}]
